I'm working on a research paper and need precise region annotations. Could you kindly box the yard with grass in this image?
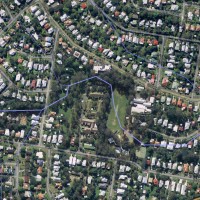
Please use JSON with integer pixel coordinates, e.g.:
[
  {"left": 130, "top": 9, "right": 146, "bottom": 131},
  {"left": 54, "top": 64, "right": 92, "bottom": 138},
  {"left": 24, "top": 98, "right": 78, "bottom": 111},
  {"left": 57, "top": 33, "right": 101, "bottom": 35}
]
[
  {"left": 136, "top": 147, "right": 146, "bottom": 159},
  {"left": 107, "top": 90, "right": 128, "bottom": 132},
  {"left": 59, "top": 107, "right": 72, "bottom": 129}
]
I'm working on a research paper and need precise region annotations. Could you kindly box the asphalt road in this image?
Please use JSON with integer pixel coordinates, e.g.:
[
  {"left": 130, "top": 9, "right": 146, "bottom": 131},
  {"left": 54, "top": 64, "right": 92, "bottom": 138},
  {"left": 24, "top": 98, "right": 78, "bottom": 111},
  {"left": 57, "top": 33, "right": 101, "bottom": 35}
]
[{"left": 149, "top": 169, "right": 198, "bottom": 181}]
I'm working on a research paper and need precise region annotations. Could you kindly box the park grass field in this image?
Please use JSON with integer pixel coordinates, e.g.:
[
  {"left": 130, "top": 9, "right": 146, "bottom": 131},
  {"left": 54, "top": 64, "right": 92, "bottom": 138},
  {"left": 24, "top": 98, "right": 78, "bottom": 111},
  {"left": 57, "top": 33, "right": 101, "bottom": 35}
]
[{"left": 107, "top": 90, "right": 128, "bottom": 132}]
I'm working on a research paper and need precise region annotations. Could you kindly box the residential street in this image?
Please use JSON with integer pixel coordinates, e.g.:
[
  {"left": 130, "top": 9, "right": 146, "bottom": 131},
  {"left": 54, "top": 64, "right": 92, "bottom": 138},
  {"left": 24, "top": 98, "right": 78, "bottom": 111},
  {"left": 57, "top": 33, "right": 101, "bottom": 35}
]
[
  {"left": 149, "top": 170, "right": 199, "bottom": 182},
  {"left": 88, "top": 0, "right": 200, "bottom": 44},
  {"left": 46, "top": 149, "right": 53, "bottom": 199},
  {"left": 191, "top": 45, "right": 200, "bottom": 99},
  {"left": 147, "top": 128, "right": 200, "bottom": 141},
  {"left": 2, "top": 2, "right": 13, "bottom": 20},
  {"left": 109, "top": 160, "right": 117, "bottom": 199},
  {"left": 156, "top": 36, "right": 165, "bottom": 88},
  {"left": 39, "top": 29, "right": 59, "bottom": 146}
]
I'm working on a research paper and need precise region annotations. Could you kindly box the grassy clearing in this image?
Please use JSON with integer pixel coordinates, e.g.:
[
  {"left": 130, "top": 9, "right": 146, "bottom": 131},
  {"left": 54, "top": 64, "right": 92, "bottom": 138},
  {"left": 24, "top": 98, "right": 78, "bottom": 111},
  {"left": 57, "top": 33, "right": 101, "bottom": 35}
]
[
  {"left": 136, "top": 147, "right": 146, "bottom": 159},
  {"left": 107, "top": 90, "right": 128, "bottom": 132},
  {"left": 59, "top": 107, "right": 72, "bottom": 129}
]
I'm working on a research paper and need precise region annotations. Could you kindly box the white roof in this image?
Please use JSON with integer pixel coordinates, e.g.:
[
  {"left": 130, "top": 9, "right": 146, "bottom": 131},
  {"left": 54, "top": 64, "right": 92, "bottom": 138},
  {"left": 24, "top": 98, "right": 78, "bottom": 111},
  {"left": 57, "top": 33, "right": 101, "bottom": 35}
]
[
  {"left": 36, "top": 152, "right": 43, "bottom": 159},
  {"left": 167, "top": 142, "right": 174, "bottom": 150}
]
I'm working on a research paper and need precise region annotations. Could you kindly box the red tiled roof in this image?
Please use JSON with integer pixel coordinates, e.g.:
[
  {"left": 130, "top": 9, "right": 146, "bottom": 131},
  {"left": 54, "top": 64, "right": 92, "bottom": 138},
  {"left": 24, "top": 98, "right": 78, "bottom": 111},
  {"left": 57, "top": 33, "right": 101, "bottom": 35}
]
[
  {"left": 114, "top": 11, "right": 120, "bottom": 17},
  {"left": 153, "top": 39, "right": 159, "bottom": 46},
  {"left": 31, "top": 80, "right": 36, "bottom": 88},
  {"left": 81, "top": 3, "right": 87, "bottom": 9},
  {"left": 18, "top": 58, "right": 23, "bottom": 64},
  {"left": 177, "top": 99, "right": 182, "bottom": 107},
  {"left": 153, "top": 178, "right": 158, "bottom": 185},
  {"left": 98, "top": 47, "right": 104, "bottom": 53},
  {"left": 146, "top": 159, "right": 151, "bottom": 166}
]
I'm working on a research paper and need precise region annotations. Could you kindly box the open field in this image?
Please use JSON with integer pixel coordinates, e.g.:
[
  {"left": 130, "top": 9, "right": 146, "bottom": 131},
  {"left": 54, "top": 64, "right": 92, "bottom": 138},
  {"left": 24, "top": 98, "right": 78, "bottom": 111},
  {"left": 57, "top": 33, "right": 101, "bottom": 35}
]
[{"left": 107, "top": 90, "right": 128, "bottom": 132}]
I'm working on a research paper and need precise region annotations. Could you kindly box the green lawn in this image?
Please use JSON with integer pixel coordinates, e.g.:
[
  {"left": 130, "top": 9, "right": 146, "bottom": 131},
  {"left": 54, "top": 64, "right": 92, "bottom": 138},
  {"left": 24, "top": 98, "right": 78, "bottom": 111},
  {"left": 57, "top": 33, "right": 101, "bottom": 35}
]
[
  {"left": 59, "top": 107, "right": 72, "bottom": 129},
  {"left": 136, "top": 147, "right": 146, "bottom": 159},
  {"left": 83, "top": 143, "right": 95, "bottom": 150},
  {"left": 107, "top": 90, "right": 128, "bottom": 132}
]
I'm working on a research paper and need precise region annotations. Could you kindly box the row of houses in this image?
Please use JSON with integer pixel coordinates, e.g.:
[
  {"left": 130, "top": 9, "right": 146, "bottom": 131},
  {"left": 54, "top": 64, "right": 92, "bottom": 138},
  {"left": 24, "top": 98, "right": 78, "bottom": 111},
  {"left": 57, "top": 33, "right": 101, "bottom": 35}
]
[
  {"left": 0, "top": 165, "right": 14, "bottom": 175},
  {"left": 0, "top": 77, "right": 6, "bottom": 93},
  {"left": 59, "top": 11, "right": 117, "bottom": 60},
  {"left": 153, "top": 118, "right": 196, "bottom": 133},
  {"left": 67, "top": 154, "right": 111, "bottom": 198},
  {"left": 115, "top": 164, "right": 132, "bottom": 199},
  {"left": 187, "top": 9, "right": 199, "bottom": 21},
  {"left": 13, "top": 0, "right": 32, "bottom": 7},
  {"left": 164, "top": 40, "right": 197, "bottom": 93},
  {"left": 104, "top": 0, "right": 181, "bottom": 34},
  {"left": 131, "top": 97, "right": 154, "bottom": 114},
  {"left": 132, "top": 63, "right": 157, "bottom": 84},
  {"left": 2, "top": 90, "right": 45, "bottom": 103},
  {"left": 186, "top": 9, "right": 200, "bottom": 31},
  {"left": 138, "top": 19, "right": 164, "bottom": 28},
  {"left": 157, "top": 96, "right": 198, "bottom": 111},
  {"left": 137, "top": 174, "right": 188, "bottom": 196},
  {"left": 16, "top": 59, "right": 50, "bottom": 71},
  {"left": 23, "top": 149, "right": 45, "bottom": 199},
  {"left": 42, "top": 113, "right": 64, "bottom": 145},
  {"left": 2, "top": 59, "right": 50, "bottom": 90},
  {"left": 56, "top": 49, "right": 89, "bottom": 66},
  {"left": 0, "top": 113, "right": 40, "bottom": 141},
  {"left": 0, "top": 8, "right": 9, "bottom": 28},
  {"left": 115, "top": 33, "right": 159, "bottom": 46},
  {"left": 0, "top": 35, "right": 10, "bottom": 47},
  {"left": 142, "top": 0, "right": 179, "bottom": 8},
  {"left": 0, "top": 145, "right": 15, "bottom": 163},
  {"left": 67, "top": 154, "right": 112, "bottom": 170},
  {"left": 185, "top": 24, "right": 200, "bottom": 32},
  {"left": 132, "top": 95, "right": 199, "bottom": 132},
  {"left": 4, "top": 59, "right": 49, "bottom": 72},
  {"left": 51, "top": 154, "right": 63, "bottom": 190},
  {"left": 43, "top": 134, "right": 63, "bottom": 145},
  {"left": 1, "top": 128, "right": 25, "bottom": 139},
  {"left": 149, "top": 139, "right": 198, "bottom": 150},
  {"left": 52, "top": 152, "right": 112, "bottom": 199},
  {"left": 29, "top": 5, "right": 54, "bottom": 49},
  {"left": 147, "top": 157, "right": 200, "bottom": 174}
]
